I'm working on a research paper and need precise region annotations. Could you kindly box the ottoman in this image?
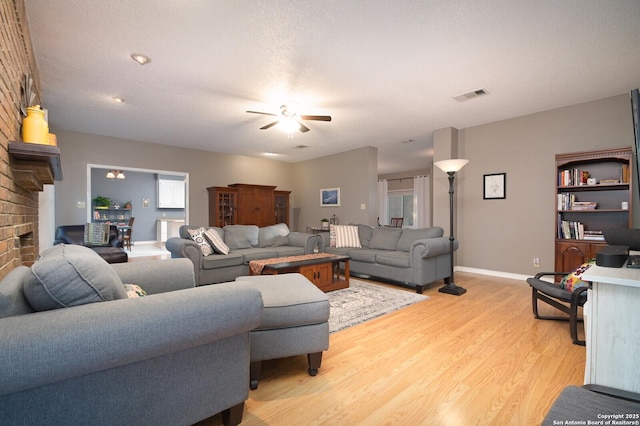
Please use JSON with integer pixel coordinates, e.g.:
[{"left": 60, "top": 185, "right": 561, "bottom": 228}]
[
  {"left": 91, "top": 246, "right": 128, "bottom": 264},
  {"left": 235, "top": 273, "right": 330, "bottom": 390}
]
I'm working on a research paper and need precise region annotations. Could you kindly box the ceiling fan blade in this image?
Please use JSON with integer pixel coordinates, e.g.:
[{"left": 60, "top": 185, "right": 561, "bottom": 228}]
[
  {"left": 247, "top": 110, "right": 278, "bottom": 116},
  {"left": 298, "top": 121, "right": 310, "bottom": 133},
  {"left": 260, "top": 121, "right": 279, "bottom": 130},
  {"left": 300, "top": 115, "right": 331, "bottom": 122}
]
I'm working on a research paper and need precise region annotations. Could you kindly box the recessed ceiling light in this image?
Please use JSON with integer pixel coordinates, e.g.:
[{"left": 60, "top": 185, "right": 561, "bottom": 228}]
[
  {"left": 113, "top": 97, "right": 124, "bottom": 103},
  {"left": 130, "top": 53, "right": 151, "bottom": 65},
  {"left": 263, "top": 152, "right": 279, "bottom": 156}
]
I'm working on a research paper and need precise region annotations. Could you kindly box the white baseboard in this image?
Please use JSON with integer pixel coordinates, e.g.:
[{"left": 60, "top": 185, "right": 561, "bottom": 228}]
[{"left": 455, "top": 266, "right": 530, "bottom": 282}]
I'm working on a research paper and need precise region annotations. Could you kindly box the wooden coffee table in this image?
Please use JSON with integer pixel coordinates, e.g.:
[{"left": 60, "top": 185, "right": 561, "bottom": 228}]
[{"left": 249, "top": 253, "right": 350, "bottom": 292}]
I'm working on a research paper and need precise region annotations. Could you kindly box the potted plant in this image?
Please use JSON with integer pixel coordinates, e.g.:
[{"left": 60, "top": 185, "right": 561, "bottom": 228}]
[
  {"left": 93, "top": 196, "right": 111, "bottom": 209},
  {"left": 321, "top": 218, "right": 329, "bottom": 228}
]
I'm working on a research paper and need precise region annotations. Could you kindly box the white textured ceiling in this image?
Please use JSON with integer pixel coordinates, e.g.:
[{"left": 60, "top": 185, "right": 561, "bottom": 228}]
[{"left": 24, "top": 0, "right": 640, "bottom": 174}]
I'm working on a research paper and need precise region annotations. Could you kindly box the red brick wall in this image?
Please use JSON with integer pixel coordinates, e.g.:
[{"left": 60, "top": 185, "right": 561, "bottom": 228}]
[{"left": 0, "top": 0, "right": 42, "bottom": 278}]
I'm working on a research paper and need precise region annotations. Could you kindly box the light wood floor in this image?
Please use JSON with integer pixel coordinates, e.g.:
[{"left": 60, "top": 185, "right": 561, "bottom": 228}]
[{"left": 189, "top": 271, "right": 586, "bottom": 426}]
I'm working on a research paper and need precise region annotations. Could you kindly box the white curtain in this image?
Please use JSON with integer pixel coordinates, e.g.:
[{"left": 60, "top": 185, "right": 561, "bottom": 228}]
[
  {"left": 377, "top": 180, "right": 389, "bottom": 226},
  {"left": 413, "top": 175, "right": 430, "bottom": 228}
]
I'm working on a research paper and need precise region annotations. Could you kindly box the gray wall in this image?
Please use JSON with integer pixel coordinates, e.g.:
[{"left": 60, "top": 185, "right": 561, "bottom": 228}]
[
  {"left": 53, "top": 130, "right": 295, "bottom": 234},
  {"left": 292, "top": 146, "right": 378, "bottom": 230},
  {"left": 441, "top": 93, "right": 638, "bottom": 277}
]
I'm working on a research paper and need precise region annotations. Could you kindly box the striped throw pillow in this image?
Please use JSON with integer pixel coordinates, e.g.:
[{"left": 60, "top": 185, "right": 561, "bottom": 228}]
[
  {"left": 335, "top": 225, "right": 361, "bottom": 248},
  {"left": 204, "top": 228, "right": 230, "bottom": 255}
]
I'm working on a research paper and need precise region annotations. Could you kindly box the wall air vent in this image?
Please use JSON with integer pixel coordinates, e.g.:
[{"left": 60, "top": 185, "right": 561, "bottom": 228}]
[{"left": 453, "top": 88, "right": 489, "bottom": 102}]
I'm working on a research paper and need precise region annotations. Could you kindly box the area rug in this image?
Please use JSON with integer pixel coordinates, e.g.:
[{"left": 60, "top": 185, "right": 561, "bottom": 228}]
[{"left": 328, "top": 279, "right": 429, "bottom": 333}]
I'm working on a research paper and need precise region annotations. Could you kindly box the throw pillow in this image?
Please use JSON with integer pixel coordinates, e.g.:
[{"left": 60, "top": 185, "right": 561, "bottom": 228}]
[
  {"left": 223, "top": 225, "right": 259, "bottom": 249},
  {"left": 368, "top": 227, "right": 403, "bottom": 250},
  {"left": 357, "top": 224, "right": 374, "bottom": 248},
  {"left": 187, "top": 227, "right": 213, "bottom": 256},
  {"left": 258, "top": 223, "right": 290, "bottom": 247},
  {"left": 329, "top": 224, "right": 337, "bottom": 247},
  {"left": 334, "top": 225, "right": 362, "bottom": 248},
  {"left": 204, "top": 228, "right": 230, "bottom": 254},
  {"left": 23, "top": 245, "right": 127, "bottom": 311},
  {"left": 123, "top": 284, "right": 147, "bottom": 298},
  {"left": 560, "top": 260, "right": 595, "bottom": 292},
  {"left": 83, "top": 223, "right": 110, "bottom": 246}
]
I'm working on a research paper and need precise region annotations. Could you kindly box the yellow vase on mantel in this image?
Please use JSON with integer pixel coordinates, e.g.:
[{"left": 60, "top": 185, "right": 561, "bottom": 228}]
[{"left": 21, "top": 106, "right": 49, "bottom": 145}]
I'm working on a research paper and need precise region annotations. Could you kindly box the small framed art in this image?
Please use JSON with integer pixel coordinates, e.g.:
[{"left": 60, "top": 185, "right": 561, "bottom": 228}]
[
  {"left": 483, "top": 173, "right": 506, "bottom": 200},
  {"left": 320, "top": 187, "right": 340, "bottom": 207}
]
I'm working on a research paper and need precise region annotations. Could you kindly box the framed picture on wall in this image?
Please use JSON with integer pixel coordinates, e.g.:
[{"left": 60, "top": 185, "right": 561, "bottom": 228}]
[
  {"left": 483, "top": 173, "right": 506, "bottom": 200},
  {"left": 320, "top": 187, "right": 340, "bottom": 207}
]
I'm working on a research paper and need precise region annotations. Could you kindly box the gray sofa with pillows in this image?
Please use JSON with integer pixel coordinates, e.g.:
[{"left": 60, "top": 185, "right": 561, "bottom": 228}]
[
  {"left": 166, "top": 224, "right": 321, "bottom": 286},
  {"left": 319, "top": 224, "right": 457, "bottom": 293},
  {"left": 0, "top": 244, "right": 263, "bottom": 426}
]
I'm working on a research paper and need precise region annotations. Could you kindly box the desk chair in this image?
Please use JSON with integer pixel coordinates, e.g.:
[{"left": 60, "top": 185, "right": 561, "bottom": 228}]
[
  {"left": 123, "top": 217, "right": 135, "bottom": 250},
  {"left": 390, "top": 217, "right": 403, "bottom": 228}
]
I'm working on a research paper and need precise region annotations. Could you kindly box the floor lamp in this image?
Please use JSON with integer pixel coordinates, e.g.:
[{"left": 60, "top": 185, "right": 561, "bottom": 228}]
[{"left": 434, "top": 158, "right": 469, "bottom": 296}]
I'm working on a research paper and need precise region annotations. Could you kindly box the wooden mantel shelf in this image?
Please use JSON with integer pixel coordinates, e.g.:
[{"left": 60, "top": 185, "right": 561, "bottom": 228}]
[{"left": 8, "top": 142, "right": 63, "bottom": 191}]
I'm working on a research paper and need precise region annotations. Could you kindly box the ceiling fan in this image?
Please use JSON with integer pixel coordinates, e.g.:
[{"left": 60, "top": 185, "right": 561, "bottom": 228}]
[{"left": 246, "top": 105, "right": 331, "bottom": 133}]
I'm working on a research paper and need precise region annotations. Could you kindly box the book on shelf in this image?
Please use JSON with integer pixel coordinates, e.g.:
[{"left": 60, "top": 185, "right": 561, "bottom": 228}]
[
  {"left": 571, "top": 201, "right": 598, "bottom": 210},
  {"left": 556, "top": 220, "right": 606, "bottom": 240},
  {"left": 558, "top": 168, "right": 589, "bottom": 186},
  {"left": 621, "top": 164, "right": 629, "bottom": 184},
  {"left": 557, "top": 193, "right": 598, "bottom": 210},
  {"left": 583, "top": 230, "right": 605, "bottom": 241}
]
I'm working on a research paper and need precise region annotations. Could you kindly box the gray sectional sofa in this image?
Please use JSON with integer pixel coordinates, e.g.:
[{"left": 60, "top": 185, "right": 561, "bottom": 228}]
[
  {"left": 320, "top": 224, "right": 457, "bottom": 293},
  {"left": 166, "top": 224, "right": 320, "bottom": 285},
  {"left": 0, "top": 245, "right": 263, "bottom": 426}
]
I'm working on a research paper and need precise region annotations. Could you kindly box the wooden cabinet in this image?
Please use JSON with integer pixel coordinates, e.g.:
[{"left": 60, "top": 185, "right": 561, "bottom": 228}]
[
  {"left": 555, "top": 147, "right": 632, "bottom": 272},
  {"left": 299, "top": 261, "right": 349, "bottom": 292},
  {"left": 300, "top": 263, "right": 333, "bottom": 288},
  {"left": 207, "top": 184, "right": 290, "bottom": 227},
  {"left": 275, "top": 190, "right": 291, "bottom": 225},
  {"left": 231, "top": 184, "right": 276, "bottom": 227},
  {"left": 555, "top": 241, "right": 605, "bottom": 273},
  {"left": 207, "top": 187, "right": 237, "bottom": 227}
]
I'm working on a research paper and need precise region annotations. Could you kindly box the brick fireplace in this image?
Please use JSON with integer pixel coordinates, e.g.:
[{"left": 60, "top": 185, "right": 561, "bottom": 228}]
[{"left": 0, "top": 0, "right": 44, "bottom": 279}]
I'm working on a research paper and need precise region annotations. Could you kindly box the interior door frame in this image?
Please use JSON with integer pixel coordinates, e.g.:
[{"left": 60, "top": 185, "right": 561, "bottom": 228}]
[{"left": 86, "top": 164, "right": 189, "bottom": 223}]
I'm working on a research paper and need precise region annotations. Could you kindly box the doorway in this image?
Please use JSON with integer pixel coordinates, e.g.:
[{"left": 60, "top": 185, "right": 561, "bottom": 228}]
[{"left": 88, "top": 164, "right": 189, "bottom": 243}]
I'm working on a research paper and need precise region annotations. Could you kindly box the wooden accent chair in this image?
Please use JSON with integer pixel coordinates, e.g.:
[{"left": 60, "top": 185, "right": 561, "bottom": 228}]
[
  {"left": 527, "top": 271, "right": 588, "bottom": 345},
  {"left": 390, "top": 217, "right": 403, "bottom": 228},
  {"left": 123, "top": 217, "right": 135, "bottom": 250}
]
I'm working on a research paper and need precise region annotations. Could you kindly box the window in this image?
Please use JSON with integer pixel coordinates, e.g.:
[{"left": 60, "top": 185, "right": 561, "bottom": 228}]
[{"left": 387, "top": 190, "right": 414, "bottom": 227}]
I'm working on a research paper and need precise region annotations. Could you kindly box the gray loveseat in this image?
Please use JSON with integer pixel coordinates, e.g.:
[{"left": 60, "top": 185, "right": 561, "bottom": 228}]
[
  {"left": 320, "top": 224, "right": 457, "bottom": 293},
  {"left": 0, "top": 245, "right": 263, "bottom": 426},
  {"left": 166, "top": 224, "right": 320, "bottom": 285}
]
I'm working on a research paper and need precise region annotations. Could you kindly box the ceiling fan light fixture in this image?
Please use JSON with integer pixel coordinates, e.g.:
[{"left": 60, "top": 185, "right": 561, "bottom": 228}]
[{"left": 278, "top": 117, "right": 300, "bottom": 134}]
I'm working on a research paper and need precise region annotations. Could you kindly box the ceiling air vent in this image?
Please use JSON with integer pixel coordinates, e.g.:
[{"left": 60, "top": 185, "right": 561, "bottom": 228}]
[
  {"left": 294, "top": 145, "right": 309, "bottom": 149},
  {"left": 453, "top": 88, "right": 489, "bottom": 102}
]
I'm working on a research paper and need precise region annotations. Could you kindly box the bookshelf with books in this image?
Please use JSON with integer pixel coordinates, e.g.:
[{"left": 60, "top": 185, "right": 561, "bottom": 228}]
[{"left": 555, "top": 147, "right": 632, "bottom": 273}]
